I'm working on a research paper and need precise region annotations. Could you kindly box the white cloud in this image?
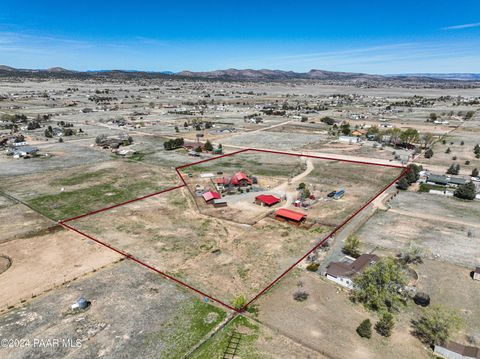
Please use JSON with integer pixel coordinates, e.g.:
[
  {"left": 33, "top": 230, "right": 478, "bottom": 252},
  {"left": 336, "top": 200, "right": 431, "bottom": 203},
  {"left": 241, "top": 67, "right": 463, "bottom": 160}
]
[{"left": 443, "top": 22, "right": 480, "bottom": 30}]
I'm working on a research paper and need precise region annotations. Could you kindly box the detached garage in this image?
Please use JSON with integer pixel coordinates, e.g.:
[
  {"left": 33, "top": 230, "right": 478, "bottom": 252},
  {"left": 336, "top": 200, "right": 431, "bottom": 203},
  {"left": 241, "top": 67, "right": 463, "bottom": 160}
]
[
  {"left": 203, "top": 191, "right": 221, "bottom": 203},
  {"left": 255, "top": 194, "right": 280, "bottom": 207}
]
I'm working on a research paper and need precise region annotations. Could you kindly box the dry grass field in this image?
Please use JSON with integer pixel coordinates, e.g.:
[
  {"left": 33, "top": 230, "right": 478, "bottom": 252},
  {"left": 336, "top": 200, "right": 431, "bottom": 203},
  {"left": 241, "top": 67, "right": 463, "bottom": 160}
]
[
  {"left": 0, "top": 229, "right": 121, "bottom": 310},
  {"left": 358, "top": 191, "right": 480, "bottom": 267},
  {"left": 0, "top": 160, "right": 180, "bottom": 220},
  {"left": 255, "top": 269, "right": 429, "bottom": 359},
  {"left": 65, "top": 151, "right": 403, "bottom": 308},
  {"left": 0, "top": 260, "right": 228, "bottom": 359},
  {"left": 70, "top": 189, "right": 325, "bottom": 307},
  {"left": 0, "top": 198, "right": 54, "bottom": 243}
]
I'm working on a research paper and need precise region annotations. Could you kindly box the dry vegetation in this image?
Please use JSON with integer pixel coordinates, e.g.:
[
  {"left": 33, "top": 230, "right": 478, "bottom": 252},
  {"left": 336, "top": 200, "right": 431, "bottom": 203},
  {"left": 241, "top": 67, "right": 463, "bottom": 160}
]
[{"left": 0, "top": 75, "right": 479, "bottom": 358}]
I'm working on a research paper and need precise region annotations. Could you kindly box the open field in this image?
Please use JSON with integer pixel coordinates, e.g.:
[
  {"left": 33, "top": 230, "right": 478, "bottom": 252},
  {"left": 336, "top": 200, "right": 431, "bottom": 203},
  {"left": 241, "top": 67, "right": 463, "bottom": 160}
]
[
  {"left": 66, "top": 151, "right": 402, "bottom": 308},
  {"left": 222, "top": 131, "right": 321, "bottom": 151},
  {"left": 414, "top": 259, "right": 480, "bottom": 340},
  {"left": 0, "top": 259, "right": 228, "bottom": 359},
  {"left": 299, "top": 158, "right": 400, "bottom": 226},
  {"left": 0, "top": 160, "right": 180, "bottom": 220},
  {"left": 191, "top": 314, "right": 323, "bottom": 358},
  {"left": 357, "top": 191, "right": 480, "bottom": 267},
  {"left": 0, "top": 228, "right": 121, "bottom": 309},
  {"left": 0, "top": 197, "right": 54, "bottom": 243},
  {"left": 419, "top": 128, "right": 480, "bottom": 174},
  {"left": 69, "top": 189, "right": 324, "bottom": 307}
]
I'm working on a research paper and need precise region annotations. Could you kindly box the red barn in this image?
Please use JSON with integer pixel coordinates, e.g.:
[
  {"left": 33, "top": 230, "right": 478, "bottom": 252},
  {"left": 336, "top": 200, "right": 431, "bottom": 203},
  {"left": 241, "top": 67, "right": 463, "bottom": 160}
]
[
  {"left": 231, "top": 172, "right": 252, "bottom": 186},
  {"left": 275, "top": 208, "right": 306, "bottom": 225},
  {"left": 203, "top": 191, "right": 221, "bottom": 203},
  {"left": 216, "top": 172, "right": 252, "bottom": 187},
  {"left": 255, "top": 194, "right": 280, "bottom": 207}
]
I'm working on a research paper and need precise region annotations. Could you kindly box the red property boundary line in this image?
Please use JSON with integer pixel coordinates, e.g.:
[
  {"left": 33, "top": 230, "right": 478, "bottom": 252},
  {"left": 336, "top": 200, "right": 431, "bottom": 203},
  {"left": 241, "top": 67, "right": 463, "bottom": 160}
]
[{"left": 59, "top": 148, "right": 408, "bottom": 313}]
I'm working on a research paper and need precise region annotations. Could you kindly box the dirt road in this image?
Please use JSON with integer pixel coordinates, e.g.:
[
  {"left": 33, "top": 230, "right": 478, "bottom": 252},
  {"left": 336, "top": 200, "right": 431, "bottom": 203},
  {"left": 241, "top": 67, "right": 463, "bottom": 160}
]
[{"left": 271, "top": 157, "right": 314, "bottom": 207}]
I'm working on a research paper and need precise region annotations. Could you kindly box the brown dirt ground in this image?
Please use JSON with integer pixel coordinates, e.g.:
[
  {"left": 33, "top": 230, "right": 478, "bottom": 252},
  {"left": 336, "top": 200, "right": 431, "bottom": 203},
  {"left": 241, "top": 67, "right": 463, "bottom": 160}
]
[
  {"left": 0, "top": 256, "right": 11, "bottom": 274},
  {"left": 71, "top": 188, "right": 329, "bottom": 306},
  {"left": 414, "top": 259, "right": 480, "bottom": 341},
  {"left": 0, "top": 202, "right": 54, "bottom": 243},
  {"left": 0, "top": 229, "right": 121, "bottom": 309},
  {"left": 255, "top": 270, "right": 429, "bottom": 359}
]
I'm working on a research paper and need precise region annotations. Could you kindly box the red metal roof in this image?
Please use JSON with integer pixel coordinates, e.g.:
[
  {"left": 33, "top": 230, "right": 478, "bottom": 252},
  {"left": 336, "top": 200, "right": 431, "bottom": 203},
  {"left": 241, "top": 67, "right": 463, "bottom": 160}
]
[
  {"left": 255, "top": 194, "right": 280, "bottom": 206},
  {"left": 217, "top": 172, "right": 252, "bottom": 186},
  {"left": 231, "top": 172, "right": 252, "bottom": 185},
  {"left": 203, "top": 191, "right": 221, "bottom": 202},
  {"left": 275, "top": 208, "right": 306, "bottom": 221}
]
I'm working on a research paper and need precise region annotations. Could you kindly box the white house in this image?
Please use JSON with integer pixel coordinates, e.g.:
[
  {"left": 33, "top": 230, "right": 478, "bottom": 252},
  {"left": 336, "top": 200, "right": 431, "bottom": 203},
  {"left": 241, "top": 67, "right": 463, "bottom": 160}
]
[
  {"left": 338, "top": 136, "right": 361, "bottom": 144},
  {"left": 325, "top": 254, "right": 379, "bottom": 289}
]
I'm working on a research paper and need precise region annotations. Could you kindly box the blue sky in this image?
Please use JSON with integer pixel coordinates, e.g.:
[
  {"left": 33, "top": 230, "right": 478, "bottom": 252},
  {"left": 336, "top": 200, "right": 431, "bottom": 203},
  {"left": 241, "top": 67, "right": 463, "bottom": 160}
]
[{"left": 0, "top": 0, "right": 479, "bottom": 73}]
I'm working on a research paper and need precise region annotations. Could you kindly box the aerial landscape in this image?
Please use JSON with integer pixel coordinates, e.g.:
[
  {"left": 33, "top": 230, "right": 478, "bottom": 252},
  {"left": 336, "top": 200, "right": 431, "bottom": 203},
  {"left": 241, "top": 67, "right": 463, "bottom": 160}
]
[{"left": 1, "top": 1, "right": 480, "bottom": 358}]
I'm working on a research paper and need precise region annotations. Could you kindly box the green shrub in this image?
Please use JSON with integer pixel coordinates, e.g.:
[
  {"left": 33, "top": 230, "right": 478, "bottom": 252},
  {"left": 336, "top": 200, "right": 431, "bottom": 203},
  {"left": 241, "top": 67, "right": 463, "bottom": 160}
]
[
  {"left": 306, "top": 262, "right": 320, "bottom": 272},
  {"left": 357, "top": 319, "right": 372, "bottom": 338},
  {"left": 375, "top": 312, "right": 394, "bottom": 337}
]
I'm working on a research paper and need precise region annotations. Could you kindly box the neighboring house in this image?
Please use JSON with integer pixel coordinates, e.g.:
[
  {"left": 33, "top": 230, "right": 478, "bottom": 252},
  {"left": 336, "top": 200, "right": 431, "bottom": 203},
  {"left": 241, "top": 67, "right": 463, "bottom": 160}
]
[
  {"left": 434, "top": 341, "right": 480, "bottom": 359},
  {"left": 427, "top": 174, "right": 467, "bottom": 187},
  {"left": 449, "top": 177, "right": 468, "bottom": 186},
  {"left": 325, "top": 254, "right": 379, "bottom": 289},
  {"left": 255, "top": 194, "right": 280, "bottom": 207},
  {"left": 8, "top": 146, "right": 38, "bottom": 158},
  {"left": 339, "top": 136, "right": 361, "bottom": 144},
  {"left": 474, "top": 267, "right": 480, "bottom": 281},
  {"left": 351, "top": 129, "right": 367, "bottom": 137},
  {"left": 52, "top": 127, "right": 63, "bottom": 137},
  {"left": 427, "top": 174, "right": 450, "bottom": 186}
]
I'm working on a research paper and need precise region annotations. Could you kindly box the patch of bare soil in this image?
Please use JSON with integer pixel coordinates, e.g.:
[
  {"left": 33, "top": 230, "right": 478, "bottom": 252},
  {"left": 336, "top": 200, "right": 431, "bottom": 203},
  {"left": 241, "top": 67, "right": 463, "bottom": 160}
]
[
  {"left": 0, "top": 230, "right": 121, "bottom": 309},
  {"left": 0, "top": 256, "right": 11, "bottom": 274}
]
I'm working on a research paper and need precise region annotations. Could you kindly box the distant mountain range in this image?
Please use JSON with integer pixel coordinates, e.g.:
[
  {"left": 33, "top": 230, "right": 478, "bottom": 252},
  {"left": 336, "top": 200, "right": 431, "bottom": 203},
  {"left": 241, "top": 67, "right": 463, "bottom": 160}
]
[
  {"left": 392, "top": 73, "right": 480, "bottom": 81},
  {"left": 177, "top": 68, "right": 388, "bottom": 81},
  {"left": 0, "top": 64, "right": 479, "bottom": 82}
]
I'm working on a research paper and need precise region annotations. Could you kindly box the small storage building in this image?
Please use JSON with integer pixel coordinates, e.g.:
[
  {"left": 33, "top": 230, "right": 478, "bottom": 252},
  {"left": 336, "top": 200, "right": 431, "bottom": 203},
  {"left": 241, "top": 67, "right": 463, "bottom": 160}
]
[
  {"left": 274, "top": 208, "right": 306, "bottom": 225},
  {"left": 203, "top": 191, "right": 221, "bottom": 203},
  {"left": 255, "top": 194, "right": 280, "bottom": 207}
]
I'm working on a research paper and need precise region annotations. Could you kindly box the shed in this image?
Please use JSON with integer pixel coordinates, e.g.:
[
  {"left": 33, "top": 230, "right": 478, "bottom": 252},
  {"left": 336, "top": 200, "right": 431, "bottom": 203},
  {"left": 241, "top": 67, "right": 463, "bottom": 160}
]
[
  {"left": 339, "top": 136, "right": 361, "bottom": 144},
  {"left": 474, "top": 267, "right": 480, "bottom": 281},
  {"left": 255, "top": 194, "right": 280, "bottom": 207},
  {"left": 213, "top": 198, "right": 228, "bottom": 208},
  {"left": 203, "top": 191, "right": 221, "bottom": 203},
  {"left": 275, "top": 208, "right": 306, "bottom": 224}
]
